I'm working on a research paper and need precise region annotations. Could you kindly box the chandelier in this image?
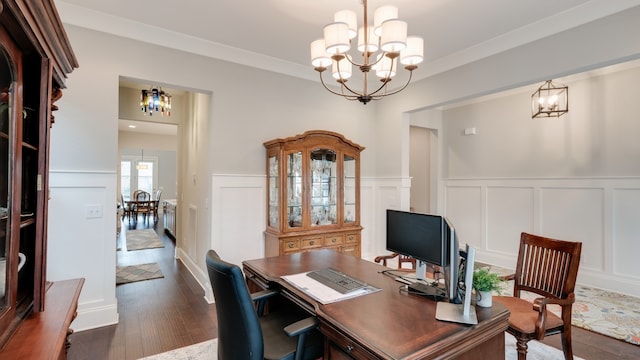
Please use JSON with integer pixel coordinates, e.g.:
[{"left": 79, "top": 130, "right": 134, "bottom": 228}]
[
  {"left": 140, "top": 87, "right": 172, "bottom": 116},
  {"left": 310, "top": 0, "right": 423, "bottom": 104},
  {"left": 531, "top": 80, "right": 568, "bottom": 118}
]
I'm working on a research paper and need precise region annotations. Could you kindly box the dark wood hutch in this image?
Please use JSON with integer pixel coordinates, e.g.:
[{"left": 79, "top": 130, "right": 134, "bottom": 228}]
[
  {"left": 0, "top": 0, "right": 83, "bottom": 358},
  {"left": 264, "top": 130, "right": 364, "bottom": 258}
]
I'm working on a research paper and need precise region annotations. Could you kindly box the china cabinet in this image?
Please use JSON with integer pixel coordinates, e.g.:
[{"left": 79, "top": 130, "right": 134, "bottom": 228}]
[
  {"left": 0, "top": 0, "right": 81, "bottom": 356},
  {"left": 264, "top": 130, "right": 364, "bottom": 257}
]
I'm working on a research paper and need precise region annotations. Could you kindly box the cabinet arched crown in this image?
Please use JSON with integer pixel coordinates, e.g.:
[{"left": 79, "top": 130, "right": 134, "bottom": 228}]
[{"left": 264, "top": 130, "right": 364, "bottom": 258}]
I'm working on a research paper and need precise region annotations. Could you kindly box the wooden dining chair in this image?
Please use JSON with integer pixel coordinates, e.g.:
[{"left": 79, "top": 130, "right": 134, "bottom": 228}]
[
  {"left": 133, "top": 190, "right": 152, "bottom": 222},
  {"left": 374, "top": 253, "right": 417, "bottom": 270},
  {"left": 120, "top": 194, "right": 132, "bottom": 222},
  {"left": 493, "top": 232, "right": 582, "bottom": 360}
]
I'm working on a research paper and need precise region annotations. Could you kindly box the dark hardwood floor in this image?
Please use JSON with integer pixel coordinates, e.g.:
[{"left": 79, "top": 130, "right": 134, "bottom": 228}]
[
  {"left": 68, "top": 215, "right": 218, "bottom": 360},
  {"left": 68, "top": 215, "right": 639, "bottom": 359}
]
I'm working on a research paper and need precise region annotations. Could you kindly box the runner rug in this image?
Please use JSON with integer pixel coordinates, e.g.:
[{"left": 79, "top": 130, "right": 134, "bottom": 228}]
[
  {"left": 116, "top": 262, "right": 164, "bottom": 285},
  {"left": 138, "top": 334, "right": 582, "bottom": 360},
  {"left": 125, "top": 229, "right": 165, "bottom": 251}
]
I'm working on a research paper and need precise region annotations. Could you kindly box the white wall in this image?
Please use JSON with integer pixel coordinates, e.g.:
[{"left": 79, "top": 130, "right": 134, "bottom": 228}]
[
  {"left": 49, "top": 5, "right": 640, "bottom": 331},
  {"left": 50, "top": 25, "right": 378, "bottom": 331},
  {"left": 440, "top": 65, "right": 640, "bottom": 296}
]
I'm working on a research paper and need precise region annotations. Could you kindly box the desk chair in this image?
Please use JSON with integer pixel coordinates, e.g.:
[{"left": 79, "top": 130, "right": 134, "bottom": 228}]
[
  {"left": 493, "top": 232, "right": 582, "bottom": 360},
  {"left": 206, "top": 250, "right": 323, "bottom": 360}
]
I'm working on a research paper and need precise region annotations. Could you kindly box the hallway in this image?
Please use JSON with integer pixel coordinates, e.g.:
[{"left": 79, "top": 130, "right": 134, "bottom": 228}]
[{"left": 68, "top": 215, "right": 218, "bottom": 360}]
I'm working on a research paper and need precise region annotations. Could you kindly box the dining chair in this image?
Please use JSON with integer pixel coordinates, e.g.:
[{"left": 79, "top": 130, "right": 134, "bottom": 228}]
[
  {"left": 133, "top": 190, "right": 152, "bottom": 222},
  {"left": 206, "top": 250, "right": 323, "bottom": 360},
  {"left": 151, "top": 189, "right": 162, "bottom": 220},
  {"left": 493, "top": 232, "right": 582, "bottom": 360},
  {"left": 374, "top": 253, "right": 416, "bottom": 270},
  {"left": 120, "top": 194, "right": 132, "bottom": 222}
]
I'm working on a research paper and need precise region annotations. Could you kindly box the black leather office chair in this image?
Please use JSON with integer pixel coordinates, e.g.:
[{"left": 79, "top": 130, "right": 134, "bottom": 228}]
[{"left": 206, "top": 250, "right": 323, "bottom": 360}]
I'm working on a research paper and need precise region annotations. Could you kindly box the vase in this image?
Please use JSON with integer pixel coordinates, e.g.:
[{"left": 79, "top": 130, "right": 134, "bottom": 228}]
[{"left": 476, "top": 290, "right": 493, "bottom": 307}]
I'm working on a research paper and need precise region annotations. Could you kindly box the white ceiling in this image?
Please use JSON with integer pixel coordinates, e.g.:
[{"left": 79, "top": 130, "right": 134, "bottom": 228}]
[
  {"left": 57, "top": 0, "right": 640, "bottom": 81},
  {"left": 57, "top": 0, "right": 640, "bottom": 134}
]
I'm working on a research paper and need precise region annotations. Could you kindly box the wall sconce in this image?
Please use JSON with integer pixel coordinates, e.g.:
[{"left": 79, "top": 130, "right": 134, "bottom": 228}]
[{"left": 531, "top": 80, "right": 568, "bottom": 118}]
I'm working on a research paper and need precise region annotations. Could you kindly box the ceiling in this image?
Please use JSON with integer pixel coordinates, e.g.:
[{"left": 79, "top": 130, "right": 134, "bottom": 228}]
[
  {"left": 57, "top": 0, "right": 639, "bottom": 81},
  {"left": 57, "top": 0, "right": 640, "bottom": 134}
]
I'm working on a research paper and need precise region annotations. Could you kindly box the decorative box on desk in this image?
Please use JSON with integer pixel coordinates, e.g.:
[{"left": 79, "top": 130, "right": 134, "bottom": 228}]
[{"left": 264, "top": 131, "right": 364, "bottom": 258}]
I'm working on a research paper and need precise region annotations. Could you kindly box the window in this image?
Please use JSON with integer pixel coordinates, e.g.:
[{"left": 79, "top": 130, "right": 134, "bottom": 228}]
[{"left": 121, "top": 154, "right": 158, "bottom": 200}]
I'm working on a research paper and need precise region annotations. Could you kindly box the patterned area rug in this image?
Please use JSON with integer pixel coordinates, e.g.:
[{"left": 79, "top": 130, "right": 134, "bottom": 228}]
[
  {"left": 116, "top": 262, "right": 164, "bottom": 285},
  {"left": 137, "top": 335, "right": 579, "bottom": 360},
  {"left": 494, "top": 272, "right": 640, "bottom": 346},
  {"left": 125, "top": 229, "right": 165, "bottom": 251}
]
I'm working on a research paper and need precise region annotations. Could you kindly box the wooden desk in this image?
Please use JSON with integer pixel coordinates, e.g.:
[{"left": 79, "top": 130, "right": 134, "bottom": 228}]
[{"left": 243, "top": 250, "right": 509, "bottom": 359}]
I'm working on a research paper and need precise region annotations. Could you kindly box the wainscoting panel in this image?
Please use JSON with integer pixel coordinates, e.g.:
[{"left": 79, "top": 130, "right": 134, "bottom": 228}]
[
  {"left": 540, "top": 187, "right": 605, "bottom": 272},
  {"left": 445, "top": 185, "right": 483, "bottom": 249},
  {"left": 48, "top": 170, "right": 119, "bottom": 331},
  {"left": 211, "top": 175, "right": 265, "bottom": 266},
  {"left": 612, "top": 188, "right": 640, "bottom": 277},
  {"left": 444, "top": 177, "right": 640, "bottom": 297},
  {"left": 486, "top": 186, "right": 534, "bottom": 255}
]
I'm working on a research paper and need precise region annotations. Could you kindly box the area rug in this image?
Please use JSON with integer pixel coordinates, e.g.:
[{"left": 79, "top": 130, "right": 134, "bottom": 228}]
[
  {"left": 116, "top": 262, "right": 164, "bottom": 285},
  {"left": 494, "top": 273, "right": 640, "bottom": 346},
  {"left": 125, "top": 229, "right": 165, "bottom": 251},
  {"left": 137, "top": 335, "right": 578, "bottom": 360}
]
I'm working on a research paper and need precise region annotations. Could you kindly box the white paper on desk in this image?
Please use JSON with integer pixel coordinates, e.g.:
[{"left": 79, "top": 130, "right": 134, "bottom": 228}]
[{"left": 281, "top": 272, "right": 381, "bottom": 305}]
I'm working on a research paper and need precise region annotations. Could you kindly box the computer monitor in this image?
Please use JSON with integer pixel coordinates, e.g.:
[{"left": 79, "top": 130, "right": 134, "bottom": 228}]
[{"left": 385, "top": 209, "right": 460, "bottom": 302}]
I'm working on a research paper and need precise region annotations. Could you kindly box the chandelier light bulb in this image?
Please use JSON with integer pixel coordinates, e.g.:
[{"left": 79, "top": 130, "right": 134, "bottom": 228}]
[
  {"left": 380, "top": 19, "right": 407, "bottom": 53},
  {"left": 401, "top": 36, "right": 424, "bottom": 66},
  {"left": 357, "top": 26, "right": 379, "bottom": 53},
  {"left": 334, "top": 10, "right": 358, "bottom": 39},
  {"left": 374, "top": 54, "right": 396, "bottom": 79},
  {"left": 324, "top": 22, "right": 351, "bottom": 55},
  {"left": 311, "top": 39, "right": 332, "bottom": 68},
  {"left": 374, "top": 5, "right": 398, "bottom": 36},
  {"left": 332, "top": 57, "right": 352, "bottom": 80}
]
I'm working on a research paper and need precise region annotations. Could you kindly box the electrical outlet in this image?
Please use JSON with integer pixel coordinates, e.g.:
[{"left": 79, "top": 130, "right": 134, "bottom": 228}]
[{"left": 85, "top": 204, "right": 103, "bottom": 219}]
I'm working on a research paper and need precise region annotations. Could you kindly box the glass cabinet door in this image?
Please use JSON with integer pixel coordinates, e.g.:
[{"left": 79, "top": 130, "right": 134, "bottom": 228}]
[
  {"left": 286, "top": 151, "right": 303, "bottom": 229},
  {"left": 344, "top": 154, "right": 356, "bottom": 224},
  {"left": 267, "top": 154, "right": 279, "bottom": 228},
  {"left": 0, "top": 47, "right": 15, "bottom": 311},
  {"left": 310, "top": 149, "right": 337, "bottom": 227}
]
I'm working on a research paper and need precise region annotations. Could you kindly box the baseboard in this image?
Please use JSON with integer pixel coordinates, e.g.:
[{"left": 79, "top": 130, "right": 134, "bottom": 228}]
[
  {"left": 71, "top": 302, "right": 119, "bottom": 332},
  {"left": 174, "top": 247, "right": 214, "bottom": 303}
]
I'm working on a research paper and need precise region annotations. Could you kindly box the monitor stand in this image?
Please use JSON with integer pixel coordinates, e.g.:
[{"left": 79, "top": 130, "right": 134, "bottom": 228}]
[
  {"left": 435, "top": 302, "right": 478, "bottom": 325},
  {"left": 435, "top": 245, "right": 478, "bottom": 325}
]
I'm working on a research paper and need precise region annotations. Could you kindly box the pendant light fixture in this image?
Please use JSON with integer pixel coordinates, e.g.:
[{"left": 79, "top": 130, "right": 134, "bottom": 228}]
[
  {"left": 311, "top": 0, "right": 423, "bottom": 104},
  {"left": 140, "top": 87, "right": 172, "bottom": 116},
  {"left": 531, "top": 80, "right": 568, "bottom": 118},
  {"left": 136, "top": 149, "right": 149, "bottom": 170}
]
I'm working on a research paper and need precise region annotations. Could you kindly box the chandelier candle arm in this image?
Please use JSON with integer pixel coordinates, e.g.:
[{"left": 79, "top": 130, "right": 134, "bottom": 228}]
[{"left": 310, "top": 0, "right": 423, "bottom": 104}]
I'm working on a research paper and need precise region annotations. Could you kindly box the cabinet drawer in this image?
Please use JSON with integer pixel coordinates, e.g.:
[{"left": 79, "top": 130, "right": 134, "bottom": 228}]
[
  {"left": 301, "top": 237, "right": 323, "bottom": 249},
  {"left": 345, "top": 233, "right": 359, "bottom": 243},
  {"left": 282, "top": 239, "right": 300, "bottom": 252},
  {"left": 324, "top": 234, "right": 344, "bottom": 246}
]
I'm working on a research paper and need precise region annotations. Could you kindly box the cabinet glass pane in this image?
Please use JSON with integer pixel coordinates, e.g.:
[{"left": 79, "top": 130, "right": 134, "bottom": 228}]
[
  {"left": 287, "top": 152, "right": 302, "bottom": 229},
  {"left": 268, "top": 155, "right": 279, "bottom": 227},
  {"left": 310, "top": 149, "right": 337, "bottom": 226},
  {"left": 344, "top": 154, "right": 356, "bottom": 223},
  {"left": 0, "top": 48, "right": 14, "bottom": 310}
]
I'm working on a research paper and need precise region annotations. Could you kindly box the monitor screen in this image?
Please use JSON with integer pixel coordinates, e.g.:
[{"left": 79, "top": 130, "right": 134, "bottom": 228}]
[
  {"left": 386, "top": 209, "right": 447, "bottom": 266},
  {"left": 386, "top": 209, "right": 460, "bottom": 302}
]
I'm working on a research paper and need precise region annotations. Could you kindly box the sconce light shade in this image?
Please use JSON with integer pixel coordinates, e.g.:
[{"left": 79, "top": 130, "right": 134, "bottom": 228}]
[{"left": 531, "top": 80, "right": 568, "bottom": 118}]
